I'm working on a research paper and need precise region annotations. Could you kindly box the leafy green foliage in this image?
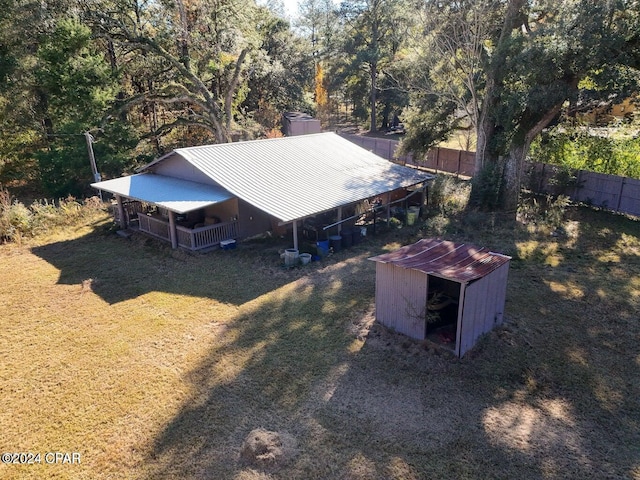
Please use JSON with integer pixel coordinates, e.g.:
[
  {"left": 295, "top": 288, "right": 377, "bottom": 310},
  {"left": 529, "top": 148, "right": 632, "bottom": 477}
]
[
  {"left": 531, "top": 126, "right": 640, "bottom": 179},
  {"left": 402, "top": 0, "right": 640, "bottom": 212},
  {"left": 336, "top": 0, "right": 408, "bottom": 131},
  {"left": 35, "top": 19, "right": 115, "bottom": 126},
  {"left": 31, "top": 19, "right": 135, "bottom": 197},
  {"left": 470, "top": 159, "right": 505, "bottom": 210}
]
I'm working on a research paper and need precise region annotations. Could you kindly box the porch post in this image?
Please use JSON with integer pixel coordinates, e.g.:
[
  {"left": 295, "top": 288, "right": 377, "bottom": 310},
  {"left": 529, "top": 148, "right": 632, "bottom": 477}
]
[
  {"left": 292, "top": 220, "right": 299, "bottom": 250},
  {"left": 386, "top": 192, "right": 391, "bottom": 222},
  {"left": 421, "top": 184, "right": 427, "bottom": 214},
  {"left": 168, "top": 210, "right": 178, "bottom": 249},
  {"left": 337, "top": 207, "right": 343, "bottom": 234},
  {"left": 116, "top": 194, "right": 127, "bottom": 229}
]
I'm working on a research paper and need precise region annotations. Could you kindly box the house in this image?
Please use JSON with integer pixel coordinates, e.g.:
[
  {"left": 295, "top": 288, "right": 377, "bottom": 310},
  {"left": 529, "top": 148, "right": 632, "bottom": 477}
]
[{"left": 91, "top": 132, "right": 435, "bottom": 251}]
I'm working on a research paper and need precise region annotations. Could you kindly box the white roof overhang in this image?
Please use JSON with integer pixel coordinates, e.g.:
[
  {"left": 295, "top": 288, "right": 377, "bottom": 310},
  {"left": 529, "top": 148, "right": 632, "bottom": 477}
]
[{"left": 91, "top": 173, "right": 235, "bottom": 214}]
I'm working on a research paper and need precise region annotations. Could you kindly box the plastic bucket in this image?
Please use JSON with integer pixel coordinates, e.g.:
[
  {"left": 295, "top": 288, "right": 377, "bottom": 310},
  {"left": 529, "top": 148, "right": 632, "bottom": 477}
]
[
  {"left": 316, "top": 240, "right": 329, "bottom": 256},
  {"left": 351, "top": 227, "right": 362, "bottom": 244},
  {"left": 299, "top": 253, "right": 312, "bottom": 265},
  {"left": 284, "top": 248, "right": 299, "bottom": 266},
  {"left": 329, "top": 235, "right": 342, "bottom": 252},
  {"left": 341, "top": 228, "right": 353, "bottom": 248}
]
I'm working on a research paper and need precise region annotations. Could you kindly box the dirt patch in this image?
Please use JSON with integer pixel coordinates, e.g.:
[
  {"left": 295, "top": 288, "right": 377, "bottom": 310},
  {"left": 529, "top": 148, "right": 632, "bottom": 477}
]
[{"left": 239, "top": 428, "right": 298, "bottom": 470}]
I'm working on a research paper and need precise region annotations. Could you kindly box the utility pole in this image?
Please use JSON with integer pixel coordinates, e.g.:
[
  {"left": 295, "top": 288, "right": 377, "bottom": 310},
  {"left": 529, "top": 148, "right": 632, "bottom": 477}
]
[{"left": 84, "top": 132, "right": 102, "bottom": 200}]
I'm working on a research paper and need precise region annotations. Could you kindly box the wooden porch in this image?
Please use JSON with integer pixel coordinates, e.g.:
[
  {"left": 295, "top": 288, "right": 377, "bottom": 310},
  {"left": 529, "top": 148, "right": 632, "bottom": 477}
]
[{"left": 137, "top": 213, "right": 239, "bottom": 251}]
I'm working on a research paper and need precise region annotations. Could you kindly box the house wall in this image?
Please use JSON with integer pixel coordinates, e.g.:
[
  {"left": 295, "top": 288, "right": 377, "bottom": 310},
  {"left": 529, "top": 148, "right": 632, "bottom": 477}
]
[
  {"left": 204, "top": 198, "right": 239, "bottom": 224},
  {"left": 375, "top": 263, "right": 428, "bottom": 339},
  {"left": 151, "top": 155, "right": 218, "bottom": 186},
  {"left": 237, "top": 199, "right": 272, "bottom": 239}
]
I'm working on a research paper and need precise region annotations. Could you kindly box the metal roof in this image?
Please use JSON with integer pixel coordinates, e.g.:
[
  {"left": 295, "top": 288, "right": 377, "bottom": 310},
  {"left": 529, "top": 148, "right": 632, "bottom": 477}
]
[
  {"left": 369, "top": 238, "right": 511, "bottom": 284},
  {"left": 91, "top": 173, "right": 234, "bottom": 214},
  {"left": 142, "top": 132, "right": 434, "bottom": 223}
]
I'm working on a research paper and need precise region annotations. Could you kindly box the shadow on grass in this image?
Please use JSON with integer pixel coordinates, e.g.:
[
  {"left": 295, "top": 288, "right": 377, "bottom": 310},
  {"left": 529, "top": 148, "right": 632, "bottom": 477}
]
[
  {"left": 30, "top": 227, "right": 302, "bottom": 306},
  {"left": 144, "top": 252, "right": 381, "bottom": 478},
  {"left": 459, "top": 206, "right": 640, "bottom": 478},
  {"left": 142, "top": 206, "right": 639, "bottom": 479},
  {"left": 29, "top": 209, "right": 639, "bottom": 478}
]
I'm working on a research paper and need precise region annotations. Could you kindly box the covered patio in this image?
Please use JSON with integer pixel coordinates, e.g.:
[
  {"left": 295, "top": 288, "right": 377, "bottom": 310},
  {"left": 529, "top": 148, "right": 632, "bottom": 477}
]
[{"left": 92, "top": 173, "right": 239, "bottom": 251}]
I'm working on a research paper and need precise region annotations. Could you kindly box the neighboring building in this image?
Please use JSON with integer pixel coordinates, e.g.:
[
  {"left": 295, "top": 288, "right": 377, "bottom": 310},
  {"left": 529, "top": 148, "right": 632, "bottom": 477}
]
[
  {"left": 92, "top": 133, "right": 434, "bottom": 251},
  {"left": 281, "top": 112, "right": 322, "bottom": 136},
  {"left": 580, "top": 96, "right": 637, "bottom": 125}
]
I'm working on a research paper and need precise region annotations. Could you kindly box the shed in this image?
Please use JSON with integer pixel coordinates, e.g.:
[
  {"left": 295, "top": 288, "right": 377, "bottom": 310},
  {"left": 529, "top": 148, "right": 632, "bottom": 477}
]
[{"left": 369, "top": 238, "right": 511, "bottom": 357}]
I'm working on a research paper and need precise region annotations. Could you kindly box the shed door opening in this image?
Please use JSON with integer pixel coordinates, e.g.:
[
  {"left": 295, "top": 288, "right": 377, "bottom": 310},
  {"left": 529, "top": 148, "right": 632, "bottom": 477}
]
[{"left": 425, "top": 275, "right": 461, "bottom": 350}]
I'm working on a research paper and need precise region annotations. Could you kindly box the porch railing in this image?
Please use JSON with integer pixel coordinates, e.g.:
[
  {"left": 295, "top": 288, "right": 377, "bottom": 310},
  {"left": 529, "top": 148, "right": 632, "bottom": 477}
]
[
  {"left": 113, "top": 200, "right": 147, "bottom": 225},
  {"left": 138, "top": 214, "right": 170, "bottom": 241},
  {"left": 176, "top": 220, "right": 239, "bottom": 250},
  {"left": 138, "top": 213, "right": 238, "bottom": 250}
]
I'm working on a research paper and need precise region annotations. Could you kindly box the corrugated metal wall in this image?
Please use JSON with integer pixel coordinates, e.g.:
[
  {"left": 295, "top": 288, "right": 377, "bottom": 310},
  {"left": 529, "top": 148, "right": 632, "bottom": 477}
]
[
  {"left": 375, "top": 261, "right": 509, "bottom": 357},
  {"left": 375, "top": 263, "right": 428, "bottom": 339},
  {"left": 458, "top": 264, "right": 510, "bottom": 357}
]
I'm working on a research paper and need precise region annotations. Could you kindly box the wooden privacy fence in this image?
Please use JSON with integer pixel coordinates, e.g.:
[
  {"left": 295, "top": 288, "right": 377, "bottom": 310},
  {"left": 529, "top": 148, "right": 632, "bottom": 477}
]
[
  {"left": 524, "top": 163, "right": 640, "bottom": 217},
  {"left": 342, "top": 133, "right": 640, "bottom": 217},
  {"left": 340, "top": 133, "right": 475, "bottom": 176}
]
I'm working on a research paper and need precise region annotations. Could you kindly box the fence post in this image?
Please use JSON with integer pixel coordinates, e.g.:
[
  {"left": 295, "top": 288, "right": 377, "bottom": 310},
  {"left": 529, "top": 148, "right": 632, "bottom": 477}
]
[
  {"left": 615, "top": 177, "right": 626, "bottom": 212},
  {"left": 456, "top": 150, "right": 462, "bottom": 178},
  {"left": 573, "top": 170, "right": 583, "bottom": 201}
]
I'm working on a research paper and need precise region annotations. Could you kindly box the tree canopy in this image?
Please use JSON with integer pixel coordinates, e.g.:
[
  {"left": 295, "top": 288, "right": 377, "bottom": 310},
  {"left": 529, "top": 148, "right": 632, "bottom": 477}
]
[
  {"left": 0, "top": 0, "right": 314, "bottom": 196},
  {"left": 400, "top": 0, "right": 640, "bottom": 211},
  {"left": 1, "top": 0, "right": 639, "bottom": 208}
]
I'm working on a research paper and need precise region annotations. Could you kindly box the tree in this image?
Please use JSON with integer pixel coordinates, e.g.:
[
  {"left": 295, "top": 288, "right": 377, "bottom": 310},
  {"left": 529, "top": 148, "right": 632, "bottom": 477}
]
[
  {"left": 34, "top": 18, "right": 135, "bottom": 196},
  {"left": 339, "top": 0, "right": 405, "bottom": 132},
  {"left": 402, "top": 0, "right": 640, "bottom": 212},
  {"left": 243, "top": 10, "right": 314, "bottom": 132},
  {"left": 0, "top": 1, "right": 136, "bottom": 196},
  {"left": 86, "top": 0, "right": 260, "bottom": 144}
]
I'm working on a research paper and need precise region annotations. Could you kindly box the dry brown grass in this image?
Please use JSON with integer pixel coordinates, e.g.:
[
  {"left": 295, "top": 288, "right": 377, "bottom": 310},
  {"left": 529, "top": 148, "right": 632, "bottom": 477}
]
[{"left": 0, "top": 205, "right": 639, "bottom": 479}]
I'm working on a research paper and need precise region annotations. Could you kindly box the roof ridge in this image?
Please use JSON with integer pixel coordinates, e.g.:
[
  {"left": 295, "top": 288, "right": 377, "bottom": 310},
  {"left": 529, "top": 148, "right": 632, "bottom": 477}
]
[{"left": 174, "top": 131, "right": 336, "bottom": 153}]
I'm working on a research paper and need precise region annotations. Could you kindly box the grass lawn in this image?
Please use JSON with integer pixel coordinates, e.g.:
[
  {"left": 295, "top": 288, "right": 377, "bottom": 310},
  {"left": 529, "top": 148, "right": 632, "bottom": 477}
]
[{"left": 0, "top": 204, "right": 639, "bottom": 479}]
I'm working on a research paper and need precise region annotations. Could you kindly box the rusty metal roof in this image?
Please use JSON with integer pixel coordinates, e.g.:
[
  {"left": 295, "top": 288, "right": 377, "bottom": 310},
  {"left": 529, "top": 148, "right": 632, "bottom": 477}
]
[{"left": 369, "top": 238, "right": 511, "bottom": 284}]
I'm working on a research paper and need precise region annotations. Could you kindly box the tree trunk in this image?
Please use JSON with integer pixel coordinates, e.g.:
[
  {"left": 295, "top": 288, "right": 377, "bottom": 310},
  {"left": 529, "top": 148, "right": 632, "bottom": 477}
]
[
  {"left": 224, "top": 48, "right": 248, "bottom": 139},
  {"left": 502, "top": 142, "right": 528, "bottom": 213},
  {"left": 369, "top": 62, "right": 377, "bottom": 133},
  {"left": 176, "top": 0, "right": 191, "bottom": 71},
  {"left": 501, "top": 101, "right": 566, "bottom": 211},
  {"left": 474, "top": 100, "right": 495, "bottom": 176}
]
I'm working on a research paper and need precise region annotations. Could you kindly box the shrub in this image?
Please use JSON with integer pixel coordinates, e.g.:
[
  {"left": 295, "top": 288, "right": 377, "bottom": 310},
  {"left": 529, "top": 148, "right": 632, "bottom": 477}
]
[
  {"left": 0, "top": 187, "right": 106, "bottom": 243},
  {"left": 517, "top": 193, "right": 571, "bottom": 230},
  {"left": 428, "top": 175, "right": 471, "bottom": 216},
  {"left": 531, "top": 126, "right": 640, "bottom": 179}
]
